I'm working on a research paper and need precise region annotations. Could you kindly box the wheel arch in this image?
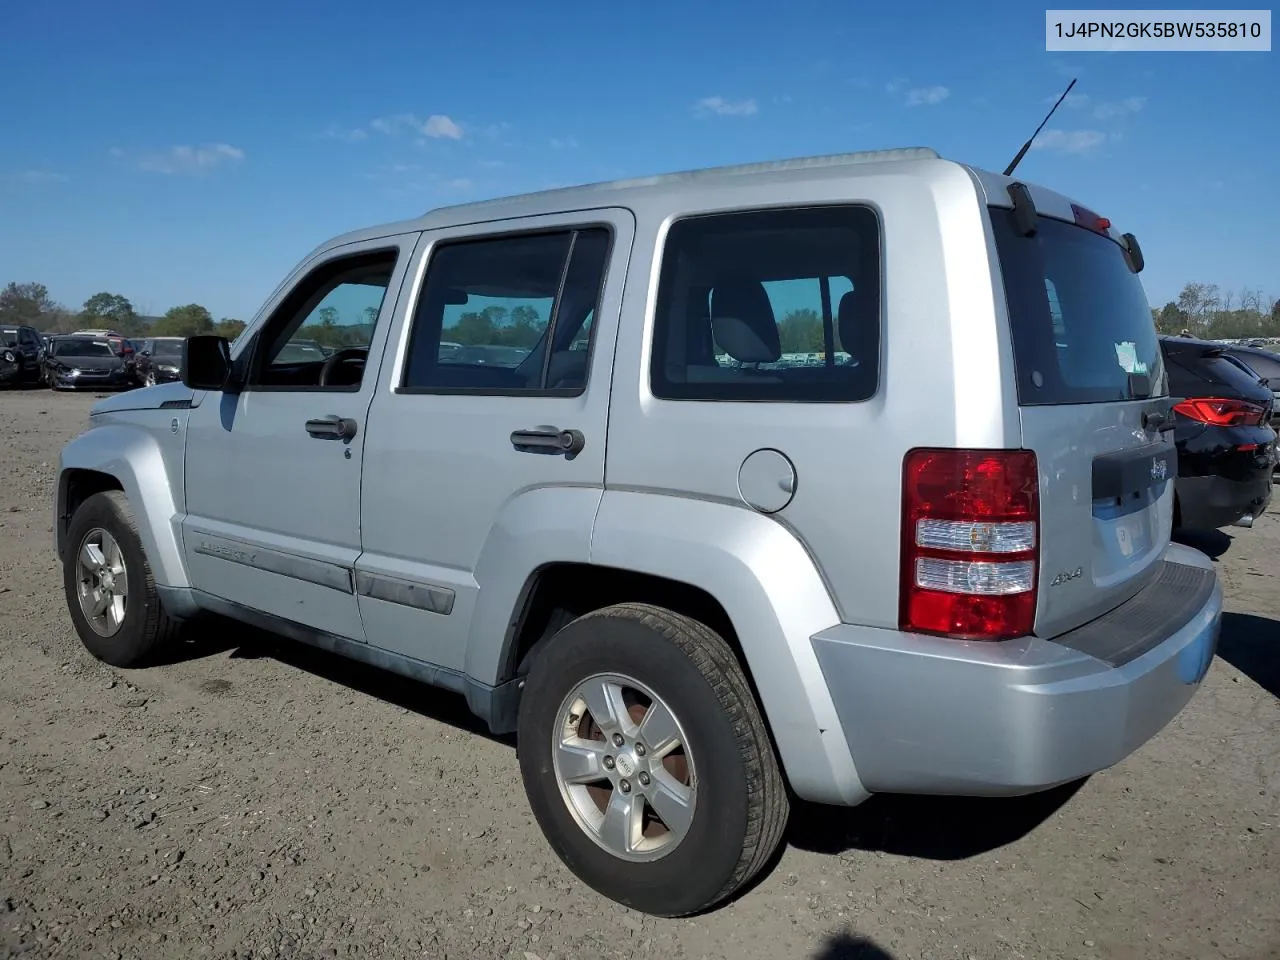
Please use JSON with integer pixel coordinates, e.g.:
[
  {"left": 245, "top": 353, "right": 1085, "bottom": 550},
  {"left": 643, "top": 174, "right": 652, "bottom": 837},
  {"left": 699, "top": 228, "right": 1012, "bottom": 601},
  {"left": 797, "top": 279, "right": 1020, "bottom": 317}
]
[
  {"left": 57, "top": 425, "right": 190, "bottom": 590},
  {"left": 482, "top": 489, "right": 869, "bottom": 807}
]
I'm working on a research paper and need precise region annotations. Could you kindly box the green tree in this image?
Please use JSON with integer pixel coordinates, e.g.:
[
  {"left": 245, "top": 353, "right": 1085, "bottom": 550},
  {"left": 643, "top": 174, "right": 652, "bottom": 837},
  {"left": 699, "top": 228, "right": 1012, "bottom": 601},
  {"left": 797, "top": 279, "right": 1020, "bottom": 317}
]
[
  {"left": 213, "top": 317, "right": 246, "bottom": 339},
  {"left": 1154, "top": 301, "right": 1187, "bottom": 335},
  {"left": 777, "top": 308, "right": 824, "bottom": 353},
  {"left": 452, "top": 311, "right": 495, "bottom": 345},
  {"left": 0, "top": 281, "right": 57, "bottom": 326},
  {"left": 80, "top": 292, "right": 141, "bottom": 335},
  {"left": 153, "top": 303, "right": 214, "bottom": 337}
]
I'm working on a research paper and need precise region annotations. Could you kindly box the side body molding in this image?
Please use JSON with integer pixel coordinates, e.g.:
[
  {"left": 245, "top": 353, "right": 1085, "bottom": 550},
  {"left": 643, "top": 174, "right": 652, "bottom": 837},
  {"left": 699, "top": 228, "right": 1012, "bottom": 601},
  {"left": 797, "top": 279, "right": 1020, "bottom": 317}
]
[
  {"left": 56, "top": 423, "right": 191, "bottom": 592},
  {"left": 588, "top": 490, "right": 869, "bottom": 806}
]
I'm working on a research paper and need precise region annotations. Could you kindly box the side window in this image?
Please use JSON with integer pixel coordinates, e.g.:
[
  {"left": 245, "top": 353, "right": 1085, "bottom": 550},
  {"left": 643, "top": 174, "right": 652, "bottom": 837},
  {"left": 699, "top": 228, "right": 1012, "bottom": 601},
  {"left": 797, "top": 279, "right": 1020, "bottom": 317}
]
[
  {"left": 402, "top": 227, "right": 611, "bottom": 394},
  {"left": 650, "top": 205, "right": 881, "bottom": 402},
  {"left": 250, "top": 249, "right": 399, "bottom": 390}
]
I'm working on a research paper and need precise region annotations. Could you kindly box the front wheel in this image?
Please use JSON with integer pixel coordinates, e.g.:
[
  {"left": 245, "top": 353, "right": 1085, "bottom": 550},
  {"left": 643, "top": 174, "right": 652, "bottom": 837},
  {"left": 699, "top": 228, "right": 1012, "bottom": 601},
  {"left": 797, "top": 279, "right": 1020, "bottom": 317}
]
[
  {"left": 62, "top": 491, "right": 182, "bottom": 667},
  {"left": 517, "top": 603, "right": 789, "bottom": 916}
]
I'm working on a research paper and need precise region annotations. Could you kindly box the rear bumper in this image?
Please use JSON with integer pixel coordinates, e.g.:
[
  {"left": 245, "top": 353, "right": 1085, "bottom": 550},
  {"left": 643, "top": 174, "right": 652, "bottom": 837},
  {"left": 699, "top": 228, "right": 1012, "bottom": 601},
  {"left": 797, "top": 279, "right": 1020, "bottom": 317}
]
[
  {"left": 1177, "top": 472, "right": 1272, "bottom": 530},
  {"left": 810, "top": 543, "right": 1221, "bottom": 797}
]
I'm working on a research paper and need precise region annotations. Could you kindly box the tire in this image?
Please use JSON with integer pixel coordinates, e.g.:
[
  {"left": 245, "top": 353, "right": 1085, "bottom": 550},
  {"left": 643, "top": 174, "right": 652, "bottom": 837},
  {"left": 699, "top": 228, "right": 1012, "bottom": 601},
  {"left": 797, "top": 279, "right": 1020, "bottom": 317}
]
[
  {"left": 62, "top": 490, "right": 182, "bottom": 667},
  {"left": 517, "top": 602, "right": 789, "bottom": 916}
]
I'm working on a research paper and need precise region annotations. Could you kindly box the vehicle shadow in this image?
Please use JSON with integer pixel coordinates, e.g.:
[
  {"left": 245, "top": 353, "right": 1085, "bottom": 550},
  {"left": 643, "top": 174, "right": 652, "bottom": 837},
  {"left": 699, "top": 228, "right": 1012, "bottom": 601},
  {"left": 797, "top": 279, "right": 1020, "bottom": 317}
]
[
  {"left": 1217, "top": 611, "right": 1280, "bottom": 698},
  {"left": 786, "top": 777, "right": 1086, "bottom": 861},
  {"left": 226, "top": 621, "right": 512, "bottom": 744},
  {"left": 1173, "top": 527, "right": 1233, "bottom": 560},
  {"left": 813, "top": 933, "right": 897, "bottom": 959},
  {"left": 147, "top": 617, "right": 242, "bottom": 667}
]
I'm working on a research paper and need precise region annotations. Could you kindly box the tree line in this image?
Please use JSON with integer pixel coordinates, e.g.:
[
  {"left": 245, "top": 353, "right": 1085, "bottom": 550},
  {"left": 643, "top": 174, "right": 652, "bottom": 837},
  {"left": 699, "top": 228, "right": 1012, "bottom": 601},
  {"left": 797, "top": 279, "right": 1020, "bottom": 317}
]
[
  {"left": 0, "top": 282, "right": 246, "bottom": 340},
  {"left": 7, "top": 278, "right": 1276, "bottom": 352},
  {"left": 1152, "top": 283, "right": 1280, "bottom": 340}
]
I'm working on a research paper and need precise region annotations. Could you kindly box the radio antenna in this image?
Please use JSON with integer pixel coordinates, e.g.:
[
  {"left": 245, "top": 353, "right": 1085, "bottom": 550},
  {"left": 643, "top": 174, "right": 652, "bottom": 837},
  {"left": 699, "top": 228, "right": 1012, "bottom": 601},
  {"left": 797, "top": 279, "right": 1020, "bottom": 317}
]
[{"left": 1002, "top": 77, "right": 1077, "bottom": 177}]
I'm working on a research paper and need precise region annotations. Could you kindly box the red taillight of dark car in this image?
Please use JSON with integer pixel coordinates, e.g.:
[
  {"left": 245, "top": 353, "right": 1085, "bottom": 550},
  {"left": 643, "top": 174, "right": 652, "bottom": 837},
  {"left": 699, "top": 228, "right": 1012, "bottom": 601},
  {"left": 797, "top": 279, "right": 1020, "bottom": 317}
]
[{"left": 1173, "top": 397, "right": 1267, "bottom": 427}]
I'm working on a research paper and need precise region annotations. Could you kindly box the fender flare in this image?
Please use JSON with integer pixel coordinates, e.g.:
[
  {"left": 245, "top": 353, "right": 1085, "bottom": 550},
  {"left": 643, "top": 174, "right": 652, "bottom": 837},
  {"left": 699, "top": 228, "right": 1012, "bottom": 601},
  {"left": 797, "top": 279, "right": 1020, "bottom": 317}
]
[
  {"left": 588, "top": 490, "right": 868, "bottom": 806},
  {"left": 57, "top": 425, "right": 189, "bottom": 590},
  {"left": 463, "top": 485, "right": 603, "bottom": 683}
]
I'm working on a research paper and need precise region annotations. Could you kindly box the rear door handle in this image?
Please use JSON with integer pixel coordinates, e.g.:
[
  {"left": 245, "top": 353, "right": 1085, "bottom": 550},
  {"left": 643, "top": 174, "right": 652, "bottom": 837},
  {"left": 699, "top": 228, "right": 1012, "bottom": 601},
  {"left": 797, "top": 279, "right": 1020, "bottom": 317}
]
[
  {"left": 305, "top": 415, "right": 358, "bottom": 441},
  {"left": 510, "top": 425, "right": 586, "bottom": 455}
]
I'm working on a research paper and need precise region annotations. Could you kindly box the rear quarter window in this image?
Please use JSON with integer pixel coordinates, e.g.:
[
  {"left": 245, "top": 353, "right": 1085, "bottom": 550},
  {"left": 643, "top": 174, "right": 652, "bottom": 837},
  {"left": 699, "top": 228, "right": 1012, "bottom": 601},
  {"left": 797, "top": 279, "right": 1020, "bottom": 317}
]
[
  {"left": 990, "top": 207, "right": 1165, "bottom": 405},
  {"left": 649, "top": 204, "right": 881, "bottom": 403}
]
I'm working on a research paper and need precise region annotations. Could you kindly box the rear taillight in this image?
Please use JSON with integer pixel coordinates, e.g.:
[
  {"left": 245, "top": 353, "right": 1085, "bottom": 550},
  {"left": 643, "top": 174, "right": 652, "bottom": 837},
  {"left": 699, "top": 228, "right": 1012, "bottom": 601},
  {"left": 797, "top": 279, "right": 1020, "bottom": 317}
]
[
  {"left": 1173, "top": 397, "right": 1266, "bottom": 427},
  {"left": 900, "top": 449, "right": 1039, "bottom": 641}
]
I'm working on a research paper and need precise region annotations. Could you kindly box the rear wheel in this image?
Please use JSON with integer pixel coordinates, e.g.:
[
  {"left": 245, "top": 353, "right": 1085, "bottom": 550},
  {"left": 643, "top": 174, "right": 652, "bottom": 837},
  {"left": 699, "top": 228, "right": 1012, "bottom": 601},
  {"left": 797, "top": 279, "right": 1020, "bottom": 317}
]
[
  {"left": 517, "top": 602, "right": 789, "bottom": 916},
  {"left": 62, "top": 491, "right": 182, "bottom": 667}
]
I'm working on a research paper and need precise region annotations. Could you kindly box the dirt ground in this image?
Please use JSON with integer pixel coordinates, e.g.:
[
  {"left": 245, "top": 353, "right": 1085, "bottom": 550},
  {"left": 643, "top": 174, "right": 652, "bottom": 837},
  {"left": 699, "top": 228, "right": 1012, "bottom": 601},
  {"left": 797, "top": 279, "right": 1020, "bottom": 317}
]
[{"left": 1, "top": 387, "right": 1277, "bottom": 960}]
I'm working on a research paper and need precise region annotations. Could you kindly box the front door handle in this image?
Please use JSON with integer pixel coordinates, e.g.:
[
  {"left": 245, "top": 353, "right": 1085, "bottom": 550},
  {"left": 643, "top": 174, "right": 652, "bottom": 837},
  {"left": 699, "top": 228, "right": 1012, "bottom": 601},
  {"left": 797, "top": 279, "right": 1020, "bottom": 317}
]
[
  {"left": 510, "top": 425, "right": 586, "bottom": 455},
  {"left": 305, "top": 415, "right": 358, "bottom": 441}
]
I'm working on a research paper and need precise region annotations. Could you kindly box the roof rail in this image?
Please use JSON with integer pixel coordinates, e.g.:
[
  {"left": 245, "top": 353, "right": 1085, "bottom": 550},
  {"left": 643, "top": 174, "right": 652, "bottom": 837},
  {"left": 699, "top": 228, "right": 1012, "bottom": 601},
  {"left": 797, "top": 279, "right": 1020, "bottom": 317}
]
[{"left": 423, "top": 147, "right": 941, "bottom": 216}]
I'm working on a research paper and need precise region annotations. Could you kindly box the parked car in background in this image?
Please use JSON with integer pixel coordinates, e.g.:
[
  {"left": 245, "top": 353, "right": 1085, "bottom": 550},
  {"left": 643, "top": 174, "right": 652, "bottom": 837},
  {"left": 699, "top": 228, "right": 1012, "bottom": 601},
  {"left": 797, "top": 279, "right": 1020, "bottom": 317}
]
[
  {"left": 1221, "top": 343, "right": 1280, "bottom": 431},
  {"left": 74, "top": 329, "right": 136, "bottom": 362},
  {"left": 1161, "top": 335, "right": 1276, "bottom": 530},
  {"left": 0, "top": 323, "right": 46, "bottom": 386},
  {"left": 42, "top": 335, "right": 136, "bottom": 391},
  {"left": 134, "top": 337, "right": 185, "bottom": 387}
]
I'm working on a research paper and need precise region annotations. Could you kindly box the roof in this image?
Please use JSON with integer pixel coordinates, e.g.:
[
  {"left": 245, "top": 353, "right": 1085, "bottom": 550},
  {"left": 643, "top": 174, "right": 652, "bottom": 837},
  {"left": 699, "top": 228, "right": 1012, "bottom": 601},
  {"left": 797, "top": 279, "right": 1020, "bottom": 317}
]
[{"left": 316, "top": 147, "right": 951, "bottom": 252}]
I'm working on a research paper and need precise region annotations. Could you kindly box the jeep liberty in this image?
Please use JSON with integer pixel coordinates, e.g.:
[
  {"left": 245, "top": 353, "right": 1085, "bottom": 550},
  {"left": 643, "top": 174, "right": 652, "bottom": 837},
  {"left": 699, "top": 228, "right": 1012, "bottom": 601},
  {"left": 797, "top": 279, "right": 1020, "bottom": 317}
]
[{"left": 54, "top": 148, "right": 1222, "bottom": 917}]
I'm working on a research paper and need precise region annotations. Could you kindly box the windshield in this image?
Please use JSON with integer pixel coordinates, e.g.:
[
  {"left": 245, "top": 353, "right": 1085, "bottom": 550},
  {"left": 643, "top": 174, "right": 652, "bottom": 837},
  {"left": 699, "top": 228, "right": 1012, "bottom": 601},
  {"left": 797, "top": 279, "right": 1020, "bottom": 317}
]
[
  {"left": 0, "top": 330, "right": 17, "bottom": 347},
  {"left": 150, "top": 340, "right": 183, "bottom": 359},
  {"left": 990, "top": 207, "right": 1165, "bottom": 405},
  {"left": 54, "top": 340, "right": 116, "bottom": 358}
]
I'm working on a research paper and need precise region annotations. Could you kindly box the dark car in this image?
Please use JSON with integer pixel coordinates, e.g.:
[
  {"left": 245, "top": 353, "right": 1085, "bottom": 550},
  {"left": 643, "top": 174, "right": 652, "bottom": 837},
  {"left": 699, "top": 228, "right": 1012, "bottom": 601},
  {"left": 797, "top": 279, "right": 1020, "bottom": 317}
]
[
  {"left": 1161, "top": 335, "right": 1277, "bottom": 530},
  {"left": 0, "top": 324, "right": 46, "bottom": 386},
  {"left": 42, "top": 336, "right": 136, "bottom": 391},
  {"left": 134, "top": 337, "right": 186, "bottom": 386},
  {"left": 1221, "top": 343, "right": 1280, "bottom": 432}
]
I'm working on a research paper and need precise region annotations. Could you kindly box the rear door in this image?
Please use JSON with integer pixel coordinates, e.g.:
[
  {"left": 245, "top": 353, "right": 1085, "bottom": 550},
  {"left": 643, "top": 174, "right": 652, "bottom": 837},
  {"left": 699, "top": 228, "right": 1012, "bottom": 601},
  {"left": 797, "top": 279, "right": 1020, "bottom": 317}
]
[{"left": 989, "top": 204, "right": 1173, "bottom": 639}]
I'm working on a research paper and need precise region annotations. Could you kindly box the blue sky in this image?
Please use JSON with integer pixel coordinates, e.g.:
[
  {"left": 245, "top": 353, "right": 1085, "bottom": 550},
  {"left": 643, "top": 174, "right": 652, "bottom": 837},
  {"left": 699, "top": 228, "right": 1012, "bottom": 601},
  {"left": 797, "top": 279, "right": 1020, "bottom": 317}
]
[{"left": 1, "top": 0, "right": 1275, "bottom": 321}]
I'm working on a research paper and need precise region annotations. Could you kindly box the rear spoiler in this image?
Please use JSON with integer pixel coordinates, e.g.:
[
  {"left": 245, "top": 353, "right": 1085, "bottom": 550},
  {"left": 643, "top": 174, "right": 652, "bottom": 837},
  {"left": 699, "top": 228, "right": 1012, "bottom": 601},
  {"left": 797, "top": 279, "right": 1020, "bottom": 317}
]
[{"left": 1006, "top": 183, "right": 1145, "bottom": 273}]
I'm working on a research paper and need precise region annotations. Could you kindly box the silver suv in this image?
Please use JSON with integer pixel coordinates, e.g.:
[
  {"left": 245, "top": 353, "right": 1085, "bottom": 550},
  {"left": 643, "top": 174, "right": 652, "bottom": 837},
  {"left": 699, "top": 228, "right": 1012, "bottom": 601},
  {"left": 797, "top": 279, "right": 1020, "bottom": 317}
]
[{"left": 54, "top": 148, "right": 1222, "bottom": 917}]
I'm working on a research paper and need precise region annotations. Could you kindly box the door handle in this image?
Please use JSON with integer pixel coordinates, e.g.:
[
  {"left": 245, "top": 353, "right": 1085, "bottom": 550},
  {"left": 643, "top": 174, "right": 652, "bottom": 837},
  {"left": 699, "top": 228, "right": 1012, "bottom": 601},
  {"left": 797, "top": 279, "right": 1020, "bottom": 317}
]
[
  {"left": 305, "top": 415, "right": 358, "bottom": 441},
  {"left": 510, "top": 425, "right": 586, "bottom": 455}
]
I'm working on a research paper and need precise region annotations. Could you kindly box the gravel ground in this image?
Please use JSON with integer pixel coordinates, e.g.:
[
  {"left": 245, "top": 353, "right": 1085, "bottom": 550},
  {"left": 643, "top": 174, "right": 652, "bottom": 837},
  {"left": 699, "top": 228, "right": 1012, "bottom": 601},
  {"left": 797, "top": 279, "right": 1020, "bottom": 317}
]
[{"left": 1, "top": 387, "right": 1277, "bottom": 960}]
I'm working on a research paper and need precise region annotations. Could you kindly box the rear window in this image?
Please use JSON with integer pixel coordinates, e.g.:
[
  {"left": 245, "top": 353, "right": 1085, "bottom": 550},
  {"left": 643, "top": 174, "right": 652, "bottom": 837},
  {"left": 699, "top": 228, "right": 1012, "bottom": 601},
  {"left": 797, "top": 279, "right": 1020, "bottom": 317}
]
[
  {"left": 990, "top": 207, "right": 1165, "bottom": 405},
  {"left": 1165, "top": 346, "right": 1272, "bottom": 400}
]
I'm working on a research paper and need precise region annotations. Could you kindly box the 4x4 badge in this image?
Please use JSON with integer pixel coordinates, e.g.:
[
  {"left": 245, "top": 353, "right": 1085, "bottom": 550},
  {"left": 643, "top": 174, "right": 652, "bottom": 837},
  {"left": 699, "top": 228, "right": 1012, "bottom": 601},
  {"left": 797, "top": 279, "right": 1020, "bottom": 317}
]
[
  {"left": 1151, "top": 457, "right": 1168, "bottom": 482},
  {"left": 1050, "top": 567, "right": 1084, "bottom": 587}
]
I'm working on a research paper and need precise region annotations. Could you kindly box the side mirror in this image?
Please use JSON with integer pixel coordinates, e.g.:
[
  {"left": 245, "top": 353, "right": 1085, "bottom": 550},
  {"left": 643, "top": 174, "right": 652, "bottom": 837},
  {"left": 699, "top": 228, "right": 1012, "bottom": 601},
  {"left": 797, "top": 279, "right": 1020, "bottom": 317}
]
[{"left": 182, "top": 335, "right": 232, "bottom": 390}]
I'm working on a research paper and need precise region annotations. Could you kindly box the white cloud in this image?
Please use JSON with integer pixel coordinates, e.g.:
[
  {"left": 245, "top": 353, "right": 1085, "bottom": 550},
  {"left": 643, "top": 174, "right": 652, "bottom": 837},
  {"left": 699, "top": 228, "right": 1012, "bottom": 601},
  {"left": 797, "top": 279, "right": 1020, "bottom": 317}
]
[
  {"left": 15, "top": 169, "right": 68, "bottom": 184},
  {"left": 137, "top": 143, "right": 245, "bottom": 174},
  {"left": 694, "top": 96, "right": 758, "bottom": 117},
  {"left": 323, "top": 124, "right": 368, "bottom": 142},
  {"left": 905, "top": 85, "right": 950, "bottom": 106},
  {"left": 884, "top": 78, "right": 908, "bottom": 94},
  {"left": 1092, "top": 96, "right": 1146, "bottom": 120},
  {"left": 549, "top": 136, "right": 580, "bottom": 150},
  {"left": 445, "top": 178, "right": 473, "bottom": 190},
  {"left": 1031, "top": 129, "right": 1107, "bottom": 154},
  {"left": 370, "top": 112, "right": 463, "bottom": 140},
  {"left": 1049, "top": 92, "right": 1091, "bottom": 109},
  {"left": 422, "top": 114, "right": 463, "bottom": 139},
  {"left": 478, "top": 159, "right": 510, "bottom": 169}
]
